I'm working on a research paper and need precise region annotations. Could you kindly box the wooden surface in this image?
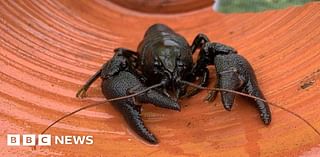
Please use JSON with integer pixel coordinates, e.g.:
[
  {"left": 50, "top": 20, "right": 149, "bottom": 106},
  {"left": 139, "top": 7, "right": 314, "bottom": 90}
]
[
  {"left": 108, "top": 0, "right": 213, "bottom": 13},
  {"left": 0, "top": 0, "right": 319, "bottom": 156}
]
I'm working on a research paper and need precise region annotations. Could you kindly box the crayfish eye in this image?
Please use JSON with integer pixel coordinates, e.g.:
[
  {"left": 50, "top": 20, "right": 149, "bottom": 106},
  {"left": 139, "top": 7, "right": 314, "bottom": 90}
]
[
  {"left": 154, "top": 61, "right": 160, "bottom": 66},
  {"left": 177, "top": 61, "right": 184, "bottom": 68},
  {"left": 154, "top": 58, "right": 161, "bottom": 67},
  {"left": 176, "top": 58, "right": 187, "bottom": 70}
]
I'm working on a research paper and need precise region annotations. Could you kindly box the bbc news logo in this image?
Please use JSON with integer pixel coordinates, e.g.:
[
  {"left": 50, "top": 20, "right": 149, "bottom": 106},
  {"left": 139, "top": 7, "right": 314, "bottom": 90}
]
[{"left": 7, "top": 134, "right": 93, "bottom": 146}]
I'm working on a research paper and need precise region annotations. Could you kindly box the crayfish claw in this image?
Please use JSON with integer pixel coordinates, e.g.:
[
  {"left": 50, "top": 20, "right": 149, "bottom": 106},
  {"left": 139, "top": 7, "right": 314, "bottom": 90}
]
[
  {"left": 137, "top": 89, "right": 181, "bottom": 111},
  {"left": 117, "top": 101, "right": 158, "bottom": 144},
  {"left": 214, "top": 53, "right": 271, "bottom": 125},
  {"left": 244, "top": 82, "right": 272, "bottom": 125}
]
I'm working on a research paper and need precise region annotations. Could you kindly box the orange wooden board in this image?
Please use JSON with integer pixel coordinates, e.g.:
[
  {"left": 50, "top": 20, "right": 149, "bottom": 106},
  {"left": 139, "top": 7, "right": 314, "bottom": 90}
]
[{"left": 0, "top": 0, "right": 320, "bottom": 156}]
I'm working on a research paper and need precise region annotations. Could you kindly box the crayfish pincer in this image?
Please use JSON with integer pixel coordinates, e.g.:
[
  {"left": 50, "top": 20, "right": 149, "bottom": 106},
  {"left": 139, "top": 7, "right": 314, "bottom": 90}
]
[
  {"left": 213, "top": 53, "right": 271, "bottom": 124},
  {"left": 77, "top": 49, "right": 180, "bottom": 144},
  {"left": 191, "top": 41, "right": 272, "bottom": 125}
]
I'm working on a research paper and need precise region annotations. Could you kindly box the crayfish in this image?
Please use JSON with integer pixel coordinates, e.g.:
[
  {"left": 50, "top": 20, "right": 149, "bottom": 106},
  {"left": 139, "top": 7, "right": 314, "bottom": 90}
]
[
  {"left": 74, "top": 24, "right": 271, "bottom": 144},
  {"left": 40, "top": 24, "right": 320, "bottom": 145}
]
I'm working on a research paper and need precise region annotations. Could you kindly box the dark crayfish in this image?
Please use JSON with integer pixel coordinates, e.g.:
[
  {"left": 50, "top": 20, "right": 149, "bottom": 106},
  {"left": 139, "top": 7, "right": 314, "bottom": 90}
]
[{"left": 75, "top": 24, "right": 272, "bottom": 144}]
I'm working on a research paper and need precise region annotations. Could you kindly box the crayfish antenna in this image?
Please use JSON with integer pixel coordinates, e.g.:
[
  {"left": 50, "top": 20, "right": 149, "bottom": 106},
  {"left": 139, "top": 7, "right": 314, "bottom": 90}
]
[
  {"left": 41, "top": 80, "right": 320, "bottom": 138},
  {"left": 178, "top": 80, "right": 320, "bottom": 137},
  {"left": 40, "top": 83, "right": 163, "bottom": 135},
  {"left": 267, "top": 103, "right": 320, "bottom": 137}
]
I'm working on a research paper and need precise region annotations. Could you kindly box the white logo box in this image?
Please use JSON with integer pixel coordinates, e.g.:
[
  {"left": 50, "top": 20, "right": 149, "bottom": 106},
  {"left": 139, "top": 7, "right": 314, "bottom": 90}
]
[{"left": 7, "top": 134, "right": 51, "bottom": 146}]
